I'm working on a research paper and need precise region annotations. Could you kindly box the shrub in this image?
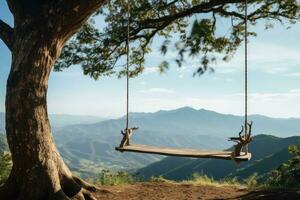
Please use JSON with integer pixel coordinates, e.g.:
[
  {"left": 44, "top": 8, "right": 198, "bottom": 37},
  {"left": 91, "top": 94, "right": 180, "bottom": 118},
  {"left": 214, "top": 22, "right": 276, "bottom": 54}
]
[
  {"left": 0, "top": 152, "right": 12, "bottom": 186},
  {"left": 266, "top": 145, "right": 300, "bottom": 189},
  {"left": 95, "top": 169, "right": 137, "bottom": 185}
]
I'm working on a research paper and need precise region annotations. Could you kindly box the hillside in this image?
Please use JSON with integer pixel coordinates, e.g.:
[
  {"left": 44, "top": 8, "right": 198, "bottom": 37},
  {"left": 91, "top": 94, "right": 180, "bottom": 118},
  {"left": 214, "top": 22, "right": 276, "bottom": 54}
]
[
  {"left": 0, "top": 133, "right": 7, "bottom": 153},
  {"left": 137, "top": 135, "right": 300, "bottom": 180},
  {"left": 0, "top": 113, "right": 3, "bottom": 132},
  {"left": 1, "top": 107, "right": 300, "bottom": 176},
  {"left": 53, "top": 107, "right": 300, "bottom": 174},
  {"left": 229, "top": 148, "right": 295, "bottom": 179}
]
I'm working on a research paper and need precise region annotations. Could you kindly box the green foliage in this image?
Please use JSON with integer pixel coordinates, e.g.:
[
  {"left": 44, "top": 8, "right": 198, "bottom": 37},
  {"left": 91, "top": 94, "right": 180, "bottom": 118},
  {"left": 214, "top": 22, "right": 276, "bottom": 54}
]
[
  {"left": 55, "top": 0, "right": 300, "bottom": 79},
  {"left": 0, "top": 152, "right": 12, "bottom": 186},
  {"left": 266, "top": 145, "right": 300, "bottom": 189},
  {"left": 95, "top": 169, "right": 138, "bottom": 185}
]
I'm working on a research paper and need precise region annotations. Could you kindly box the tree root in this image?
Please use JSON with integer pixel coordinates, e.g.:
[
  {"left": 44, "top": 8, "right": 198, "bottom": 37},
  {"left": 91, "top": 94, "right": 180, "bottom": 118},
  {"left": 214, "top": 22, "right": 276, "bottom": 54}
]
[
  {"left": 71, "top": 188, "right": 98, "bottom": 200},
  {"left": 73, "top": 176, "right": 98, "bottom": 192},
  {"left": 49, "top": 190, "right": 70, "bottom": 200},
  {"left": 66, "top": 176, "right": 114, "bottom": 200},
  {"left": 0, "top": 169, "right": 113, "bottom": 200}
]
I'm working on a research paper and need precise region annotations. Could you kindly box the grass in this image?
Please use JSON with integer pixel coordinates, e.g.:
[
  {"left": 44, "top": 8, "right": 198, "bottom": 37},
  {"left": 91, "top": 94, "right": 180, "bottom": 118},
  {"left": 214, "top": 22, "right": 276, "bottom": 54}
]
[
  {"left": 94, "top": 169, "right": 262, "bottom": 189},
  {"left": 149, "top": 173, "right": 255, "bottom": 188},
  {"left": 181, "top": 173, "right": 242, "bottom": 188}
]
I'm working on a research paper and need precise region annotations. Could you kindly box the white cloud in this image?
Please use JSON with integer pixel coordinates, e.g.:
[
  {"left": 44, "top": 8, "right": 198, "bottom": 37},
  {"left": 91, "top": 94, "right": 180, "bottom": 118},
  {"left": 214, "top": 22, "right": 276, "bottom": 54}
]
[
  {"left": 290, "top": 88, "right": 300, "bottom": 93},
  {"left": 204, "top": 42, "right": 300, "bottom": 75},
  {"left": 228, "top": 89, "right": 300, "bottom": 100},
  {"left": 143, "top": 67, "right": 159, "bottom": 75},
  {"left": 267, "top": 67, "right": 290, "bottom": 75},
  {"left": 139, "top": 87, "right": 176, "bottom": 95},
  {"left": 249, "top": 43, "right": 300, "bottom": 64},
  {"left": 285, "top": 72, "right": 300, "bottom": 77},
  {"left": 139, "top": 81, "right": 146, "bottom": 85},
  {"left": 222, "top": 90, "right": 300, "bottom": 117}
]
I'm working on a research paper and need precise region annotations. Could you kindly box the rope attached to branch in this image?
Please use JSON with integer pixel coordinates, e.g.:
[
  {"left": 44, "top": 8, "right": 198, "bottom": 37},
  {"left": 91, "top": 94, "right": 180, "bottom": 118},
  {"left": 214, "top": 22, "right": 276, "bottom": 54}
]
[
  {"left": 126, "top": 0, "right": 130, "bottom": 130},
  {"left": 244, "top": 0, "right": 249, "bottom": 153}
]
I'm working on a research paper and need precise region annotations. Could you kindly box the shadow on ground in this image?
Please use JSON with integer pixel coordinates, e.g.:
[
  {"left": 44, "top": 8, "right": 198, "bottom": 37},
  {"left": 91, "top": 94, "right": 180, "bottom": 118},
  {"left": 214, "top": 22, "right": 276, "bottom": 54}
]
[{"left": 236, "top": 189, "right": 300, "bottom": 200}]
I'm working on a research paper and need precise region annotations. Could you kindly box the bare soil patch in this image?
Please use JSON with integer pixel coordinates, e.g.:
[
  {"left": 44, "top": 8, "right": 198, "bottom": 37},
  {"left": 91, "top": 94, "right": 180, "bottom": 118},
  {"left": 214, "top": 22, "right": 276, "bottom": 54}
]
[{"left": 93, "top": 183, "right": 300, "bottom": 200}]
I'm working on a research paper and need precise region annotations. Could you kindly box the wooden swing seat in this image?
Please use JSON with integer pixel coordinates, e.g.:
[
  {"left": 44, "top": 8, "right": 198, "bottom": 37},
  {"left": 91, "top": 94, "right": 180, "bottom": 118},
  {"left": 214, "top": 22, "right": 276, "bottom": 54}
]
[{"left": 116, "top": 144, "right": 251, "bottom": 161}]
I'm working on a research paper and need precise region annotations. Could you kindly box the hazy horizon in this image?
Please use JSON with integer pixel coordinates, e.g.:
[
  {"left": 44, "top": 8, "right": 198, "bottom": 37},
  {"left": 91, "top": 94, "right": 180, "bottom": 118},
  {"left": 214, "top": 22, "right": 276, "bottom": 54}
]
[{"left": 2, "top": 106, "right": 299, "bottom": 120}]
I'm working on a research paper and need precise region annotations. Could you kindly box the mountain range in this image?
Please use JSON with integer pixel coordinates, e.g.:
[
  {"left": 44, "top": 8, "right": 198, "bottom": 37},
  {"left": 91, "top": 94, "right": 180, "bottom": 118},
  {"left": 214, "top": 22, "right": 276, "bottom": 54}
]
[
  {"left": 1, "top": 107, "right": 300, "bottom": 177},
  {"left": 52, "top": 107, "right": 300, "bottom": 176}
]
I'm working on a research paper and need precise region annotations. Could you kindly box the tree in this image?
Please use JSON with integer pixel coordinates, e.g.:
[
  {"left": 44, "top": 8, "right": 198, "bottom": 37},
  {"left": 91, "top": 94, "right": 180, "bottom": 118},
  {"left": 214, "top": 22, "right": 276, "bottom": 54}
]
[
  {"left": 267, "top": 145, "right": 300, "bottom": 189},
  {"left": 56, "top": 0, "right": 300, "bottom": 77},
  {"left": 0, "top": 0, "right": 299, "bottom": 200},
  {"left": 0, "top": 1, "right": 105, "bottom": 199}
]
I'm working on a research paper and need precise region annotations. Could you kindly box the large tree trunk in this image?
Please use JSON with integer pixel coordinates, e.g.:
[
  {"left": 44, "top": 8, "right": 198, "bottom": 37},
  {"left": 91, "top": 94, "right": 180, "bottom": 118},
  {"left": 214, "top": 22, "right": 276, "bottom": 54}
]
[{"left": 0, "top": 1, "right": 105, "bottom": 199}]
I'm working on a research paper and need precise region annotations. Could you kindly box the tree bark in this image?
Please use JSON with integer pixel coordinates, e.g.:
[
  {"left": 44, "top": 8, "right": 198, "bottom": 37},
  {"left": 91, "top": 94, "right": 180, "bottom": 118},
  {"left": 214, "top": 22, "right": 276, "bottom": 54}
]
[{"left": 0, "top": 1, "right": 105, "bottom": 199}]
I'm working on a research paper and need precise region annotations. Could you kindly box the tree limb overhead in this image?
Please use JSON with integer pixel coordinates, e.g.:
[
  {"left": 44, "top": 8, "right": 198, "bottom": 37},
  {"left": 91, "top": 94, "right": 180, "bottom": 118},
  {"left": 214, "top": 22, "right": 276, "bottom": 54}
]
[
  {"left": 55, "top": 0, "right": 300, "bottom": 79},
  {"left": 0, "top": 19, "right": 13, "bottom": 51}
]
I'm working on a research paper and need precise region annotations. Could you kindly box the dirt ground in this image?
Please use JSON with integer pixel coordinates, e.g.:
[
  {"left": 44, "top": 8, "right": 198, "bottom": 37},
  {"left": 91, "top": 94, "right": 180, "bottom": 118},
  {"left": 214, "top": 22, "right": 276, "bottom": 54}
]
[{"left": 93, "top": 183, "right": 300, "bottom": 200}]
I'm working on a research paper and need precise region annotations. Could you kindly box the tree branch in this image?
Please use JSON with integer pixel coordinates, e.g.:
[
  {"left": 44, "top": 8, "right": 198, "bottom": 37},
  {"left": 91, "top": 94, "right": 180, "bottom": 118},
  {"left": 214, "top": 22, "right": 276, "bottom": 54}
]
[
  {"left": 141, "top": 0, "right": 241, "bottom": 26},
  {"left": 0, "top": 19, "right": 13, "bottom": 51},
  {"left": 6, "top": 0, "right": 105, "bottom": 45},
  {"left": 53, "top": 0, "right": 106, "bottom": 42},
  {"left": 6, "top": 0, "right": 17, "bottom": 16}
]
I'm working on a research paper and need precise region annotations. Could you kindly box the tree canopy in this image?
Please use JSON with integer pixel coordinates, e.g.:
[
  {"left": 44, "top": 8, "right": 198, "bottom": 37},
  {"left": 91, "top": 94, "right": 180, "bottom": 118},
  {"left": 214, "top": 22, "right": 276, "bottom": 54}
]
[
  {"left": 55, "top": 0, "right": 300, "bottom": 79},
  {"left": 267, "top": 145, "right": 300, "bottom": 189}
]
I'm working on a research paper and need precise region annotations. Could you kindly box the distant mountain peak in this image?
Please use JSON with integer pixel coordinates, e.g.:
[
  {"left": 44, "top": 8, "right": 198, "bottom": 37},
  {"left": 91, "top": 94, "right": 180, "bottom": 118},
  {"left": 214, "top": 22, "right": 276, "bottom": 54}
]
[
  {"left": 148, "top": 107, "right": 199, "bottom": 117},
  {"left": 172, "top": 106, "right": 197, "bottom": 112}
]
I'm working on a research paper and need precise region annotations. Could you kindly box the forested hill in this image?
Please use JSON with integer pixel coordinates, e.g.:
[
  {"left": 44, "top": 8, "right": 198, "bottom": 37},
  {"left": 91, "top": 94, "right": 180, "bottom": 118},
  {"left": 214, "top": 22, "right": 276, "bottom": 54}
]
[{"left": 137, "top": 134, "right": 300, "bottom": 181}]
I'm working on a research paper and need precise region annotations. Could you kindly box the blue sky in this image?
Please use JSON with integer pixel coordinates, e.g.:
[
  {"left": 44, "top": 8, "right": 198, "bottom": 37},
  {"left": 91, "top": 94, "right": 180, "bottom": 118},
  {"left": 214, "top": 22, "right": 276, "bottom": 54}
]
[{"left": 0, "top": 2, "right": 300, "bottom": 118}]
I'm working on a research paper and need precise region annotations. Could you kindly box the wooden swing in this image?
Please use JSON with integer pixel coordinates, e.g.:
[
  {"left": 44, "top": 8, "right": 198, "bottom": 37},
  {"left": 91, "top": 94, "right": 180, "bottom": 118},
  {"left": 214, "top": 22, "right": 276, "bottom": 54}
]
[{"left": 116, "top": 0, "right": 252, "bottom": 162}]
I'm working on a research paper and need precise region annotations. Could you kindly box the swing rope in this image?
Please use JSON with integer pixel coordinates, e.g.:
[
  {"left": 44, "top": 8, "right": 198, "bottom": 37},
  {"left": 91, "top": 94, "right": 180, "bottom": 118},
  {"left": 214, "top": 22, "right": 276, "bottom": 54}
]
[
  {"left": 244, "top": 0, "right": 249, "bottom": 153},
  {"left": 125, "top": 0, "right": 130, "bottom": 130},
  {"left": 118, "top": 0, "right": 252, "bottom": 160}
]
